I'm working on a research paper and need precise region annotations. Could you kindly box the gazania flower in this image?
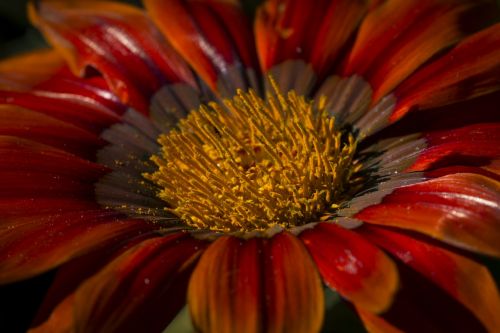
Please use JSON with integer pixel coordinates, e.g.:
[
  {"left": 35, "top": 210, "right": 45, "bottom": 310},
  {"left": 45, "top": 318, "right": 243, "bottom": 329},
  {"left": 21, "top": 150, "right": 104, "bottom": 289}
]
[{"left": 1, "top": 0, "right": 500, "bottom": 332}]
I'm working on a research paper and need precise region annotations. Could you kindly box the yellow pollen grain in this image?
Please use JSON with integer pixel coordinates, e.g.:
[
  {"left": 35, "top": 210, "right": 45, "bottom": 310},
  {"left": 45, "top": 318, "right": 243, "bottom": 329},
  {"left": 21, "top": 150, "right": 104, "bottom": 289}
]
[{"left": 145, "top": 79, "right": 358, "bottom": 232}]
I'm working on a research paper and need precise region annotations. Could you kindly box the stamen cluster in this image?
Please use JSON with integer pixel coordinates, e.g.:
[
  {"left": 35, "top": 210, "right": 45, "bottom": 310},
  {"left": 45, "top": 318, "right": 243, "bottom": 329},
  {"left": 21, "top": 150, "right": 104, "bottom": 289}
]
[{"left": 146, "top": 81, "right": 358, "bottom": 232}]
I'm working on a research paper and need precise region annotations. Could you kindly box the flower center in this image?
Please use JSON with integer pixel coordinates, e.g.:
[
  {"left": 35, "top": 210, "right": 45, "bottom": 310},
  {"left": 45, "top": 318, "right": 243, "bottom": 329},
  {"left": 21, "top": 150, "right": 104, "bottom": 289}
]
[{"left": 145, "top": 80, "right": 359, "bottom": 232}]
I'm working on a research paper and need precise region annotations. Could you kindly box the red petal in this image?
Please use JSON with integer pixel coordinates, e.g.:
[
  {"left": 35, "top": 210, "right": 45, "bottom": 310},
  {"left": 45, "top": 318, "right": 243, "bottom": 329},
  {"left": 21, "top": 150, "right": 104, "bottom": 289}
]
[
  {"left": 407, "top": 123, "right": 500, "bottom": 172},
  {"left": 359, "top": 225, "right": 500, "bottom": 332},
  {"left": 29, "top": 0, "right": 196, "bottom": 113},
  {"left": 300, "top": 223, "right": 398, "bottom": 313},
  {"left": 0, "top": 105, "right": 103, "bottom": 158},
  {"left": 369, "top": 124, "right": 500, "bottom": 176},
  {"left": 0, "top": 210, "right": 154, "bottom": 284},
  {"left": 355, "top": 173, "right": 500, "bottom": 257},
  {"left": 0, "top": 198, "right": 98, "bottom": 219},
  {"left": 392, "top": 23, "right": 500, "bottom": 122},
  {"left": 0, "top": 73, "right": 126, "bottom": 134},
  {"left": 144, "top": 0, "right": 257, "bottom": 92},
  {"left": 188, "top": 232, "right": 324, "bottom": 333},
  {"left": 74, "top": 233, "right": 207, "bottom": 333},
  {"left": 0, "top": 136, "right": 107, "bottom": 180}
]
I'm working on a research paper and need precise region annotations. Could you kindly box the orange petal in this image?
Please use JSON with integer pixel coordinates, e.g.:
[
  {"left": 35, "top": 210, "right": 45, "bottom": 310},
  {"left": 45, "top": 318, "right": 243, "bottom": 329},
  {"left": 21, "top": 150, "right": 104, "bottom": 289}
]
[
  {"left": 0, "top": 49, "right": 64, "bottom": 91},
  {"left": 188, "top": 232, "right": 324, "bottom": 333},
  {"left": 144, "top": 0, "right": 257, "bottom": 93},
  {"left": 29, "top": 294, "right": 75, "bottom": 333},
  {"left": 300, "top": 222, "right": 399, "bottom": 313},
  {"left": 392, "top": 23, "right": 500, "bottom": 122},
  {"left": 355, "top": 173, "right": 500, "bottom": 257},
  {"left": 356, "top": 308, "right": 403, "bottom": 333}
]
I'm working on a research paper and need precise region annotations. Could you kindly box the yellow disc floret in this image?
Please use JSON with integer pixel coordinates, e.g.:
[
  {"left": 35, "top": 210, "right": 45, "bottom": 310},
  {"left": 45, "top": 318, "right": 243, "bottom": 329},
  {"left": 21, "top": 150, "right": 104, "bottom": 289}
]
[{"left": 145, "top": 79, "right": 358, "bottom": 232}]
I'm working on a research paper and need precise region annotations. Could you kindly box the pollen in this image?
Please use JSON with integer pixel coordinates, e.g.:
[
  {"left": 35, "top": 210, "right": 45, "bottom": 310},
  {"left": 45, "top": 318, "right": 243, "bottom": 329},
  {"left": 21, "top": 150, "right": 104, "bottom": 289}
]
[{"left": 145, "top": 79, "right": 359, "bottom": 232}]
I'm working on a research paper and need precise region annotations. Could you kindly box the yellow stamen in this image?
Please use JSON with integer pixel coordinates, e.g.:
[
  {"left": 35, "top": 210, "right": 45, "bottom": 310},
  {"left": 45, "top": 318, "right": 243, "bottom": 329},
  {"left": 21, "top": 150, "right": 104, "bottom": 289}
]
[{"left": 145, "top": 79, "right": 359, "bottom": 232}]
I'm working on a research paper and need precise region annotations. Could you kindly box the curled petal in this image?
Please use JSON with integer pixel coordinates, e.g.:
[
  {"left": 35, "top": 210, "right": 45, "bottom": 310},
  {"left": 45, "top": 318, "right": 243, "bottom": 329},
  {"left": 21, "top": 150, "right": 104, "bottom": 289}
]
[{"left": 29, "top": 0, "right": 196, "bottom": 112}]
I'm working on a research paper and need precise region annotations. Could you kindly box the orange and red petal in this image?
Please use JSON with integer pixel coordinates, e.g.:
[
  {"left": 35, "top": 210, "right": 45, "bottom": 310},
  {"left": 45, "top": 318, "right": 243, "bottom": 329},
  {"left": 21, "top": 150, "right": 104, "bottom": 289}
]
[
  {"left": 31, "top": 232, "right": 151, "bottom": 329},
  {"left": 254, "top": 0, "right": 367, "bottom": 74},
  {"left": 368, "top": 123, "right": 500, "bottom": 176},
  {"left": 359, "top": 225, "right": 500, "bottom": 332},
  {"left": 392, "top": 23, "right": 500, "bottom": 122},
  {"left": 144, "top": 0, "right": 257, "bottom": 93},
  {"left": 29, "top": 0, "right": 196, "bottom": 113},
  {"left": 66, "top": 233, "right": 206, "bottom": 333},
  {"left": 343, "top": 0, "right": 487, "bottom": 103},
  {"left": 188, "top": 232, "right": 324, "bottom": 333},
  {"left": 407, "top": 123, "right": 500, "bottom": 172},
  {"left": 0, "top": 210, "right": 154, "bottom": 284},
  {"left": 355, "top": 173, "right": 500, "bottom": 257},
  {"left": 300, "top": 222, "right": 398, "bottom": 313}
]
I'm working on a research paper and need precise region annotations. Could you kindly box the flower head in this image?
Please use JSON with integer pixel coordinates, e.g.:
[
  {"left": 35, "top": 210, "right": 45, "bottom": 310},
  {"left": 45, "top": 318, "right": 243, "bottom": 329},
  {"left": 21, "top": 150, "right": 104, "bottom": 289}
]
[{"left": 1, "top": 0, "right": 500, "bottom": 332}]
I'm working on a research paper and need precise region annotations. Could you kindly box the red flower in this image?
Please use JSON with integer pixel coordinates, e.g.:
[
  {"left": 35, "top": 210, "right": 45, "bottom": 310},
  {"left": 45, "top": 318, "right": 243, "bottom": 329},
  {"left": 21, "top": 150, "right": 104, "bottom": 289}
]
[{"left": 1, "top": 0, "right": 499, "bottom": 332}]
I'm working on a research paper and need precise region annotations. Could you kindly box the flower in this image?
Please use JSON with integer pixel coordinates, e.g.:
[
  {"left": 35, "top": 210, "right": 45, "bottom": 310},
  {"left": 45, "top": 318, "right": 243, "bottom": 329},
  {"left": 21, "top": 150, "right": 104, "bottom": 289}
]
[{"left": 0, "top": 0, "right": 499, "bottom": 332}]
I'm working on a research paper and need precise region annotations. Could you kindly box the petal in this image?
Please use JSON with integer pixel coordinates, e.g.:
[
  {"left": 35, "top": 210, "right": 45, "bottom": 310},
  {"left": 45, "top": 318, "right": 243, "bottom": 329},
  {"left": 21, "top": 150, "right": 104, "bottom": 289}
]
[
  {"left": 308, "top": 0, "right": 370, "bottom": 75},
  {"left": 355, "top": 173, "right": 500, "bottom": 257},
  {"left": 356, "top": 262, "right": 488, "bottom": 332},
  {"left": 29, "top": 294, "right": 75, "bottom": 333},
  {"left": 364, "top": 123, "right": 500, "bottom": 176},
  {"left": 73, "top": 233, "right": 207, "bottom": 333},
  {"left": 0, "top": 73, "right": 126, "bottom": 134},
  {"left": 144, "top": 0, "right": 258, "bottom": 93},
  {"left": 0, "top": 105, "right": 103, "bottom": 158},
  {"left": 359, "top": 225, "right": 500, "bottom": 332},
  {"left": 0, "top": 49, "right": 64, "bottom": 91},
  {"left": 356, "top": 308, "right": 403, "bottom": 333},
  {"left": 367, "top": 90, "right": 500, "bottom": 140},
  {"left": 407, "top": 123, "right": 500, "bottom": 172},
  {"left": 343, "top": 0, "right": 487, "bottom": 102},
  {"left": 31, "top": 234, "right": 150, "bottom": 328},
  {"left": 29, "top": 0, "right": 196, "bottom": 112},
  {"left": 392, "top": 23, "right": 500, "bottom": 122},
  {"left": 300, "top": 222, "right": 399, "bottom": 313},
  {"left": 0, "top": 136, "right": 107, "bottom": 180},
  {"left": 0, "top": 210, "right": 153, "bottom": 284},
  {"left": 188, "top": 232, "right": 324, "bottom": 333},
  {"left": 255, "top": 0, "right": 368, "bottom": 73}
]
